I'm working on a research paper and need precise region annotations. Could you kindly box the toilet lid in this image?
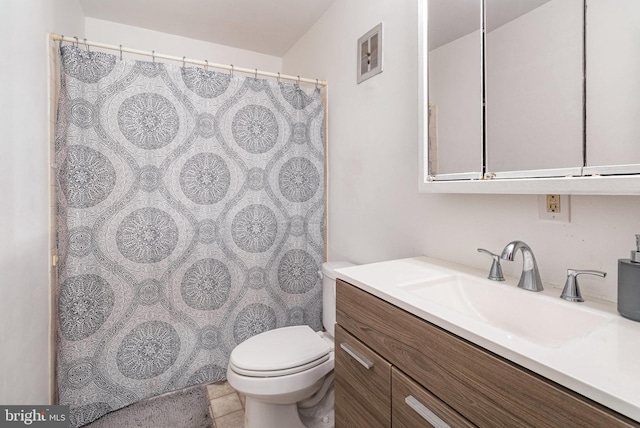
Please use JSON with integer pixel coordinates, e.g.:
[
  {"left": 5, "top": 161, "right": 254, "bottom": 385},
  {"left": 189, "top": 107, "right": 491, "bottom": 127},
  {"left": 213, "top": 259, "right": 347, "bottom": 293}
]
[{"left": 229, "top": 325, "right": 330, "bottom": 375}]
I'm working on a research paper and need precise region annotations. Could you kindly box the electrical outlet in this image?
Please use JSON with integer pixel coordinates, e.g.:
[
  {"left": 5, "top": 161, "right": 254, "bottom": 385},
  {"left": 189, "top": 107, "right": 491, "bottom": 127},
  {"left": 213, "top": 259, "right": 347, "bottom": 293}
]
[
  {"left": 546, "top": 194, "right": 560, "bottom": 213},
  {"left": 538, "top": 195, "right": 570, "bottom": 222}
]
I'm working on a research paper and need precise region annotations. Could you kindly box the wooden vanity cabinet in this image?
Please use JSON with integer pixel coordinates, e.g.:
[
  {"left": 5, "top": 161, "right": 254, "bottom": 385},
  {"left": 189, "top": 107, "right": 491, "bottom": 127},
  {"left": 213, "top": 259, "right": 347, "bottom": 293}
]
[
  {"left": 335, "top": 279, "right": 640, "bottom": 428},
  {"left": 335, "top": 324, "right": 391, "bottom": 427},
  {"left": 391, "top": 368, "right": 474, "bottom": 427}
]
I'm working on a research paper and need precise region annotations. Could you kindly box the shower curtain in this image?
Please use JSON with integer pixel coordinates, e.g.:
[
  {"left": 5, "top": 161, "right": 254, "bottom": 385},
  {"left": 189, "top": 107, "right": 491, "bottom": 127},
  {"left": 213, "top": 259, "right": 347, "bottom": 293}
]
[{"left": 54, "top": 45, "right": 325, "bottom": 427}]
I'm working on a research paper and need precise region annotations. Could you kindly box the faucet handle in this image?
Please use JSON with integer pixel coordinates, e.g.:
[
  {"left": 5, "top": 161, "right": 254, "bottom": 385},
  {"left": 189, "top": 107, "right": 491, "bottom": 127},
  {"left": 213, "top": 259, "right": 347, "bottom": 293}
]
[
  {"left": 560, "top": 269, "right": 607, "bottom": 302},
  {"left": 477, "top": 248, "right": 505, "bottom": 281}
]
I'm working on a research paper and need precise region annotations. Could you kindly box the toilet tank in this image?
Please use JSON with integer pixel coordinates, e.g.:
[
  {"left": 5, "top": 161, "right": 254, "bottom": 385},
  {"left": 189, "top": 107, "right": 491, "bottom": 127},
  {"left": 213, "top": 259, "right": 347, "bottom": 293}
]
[{"left": 321, "top": 261, "right": 354, "bottom": 337}]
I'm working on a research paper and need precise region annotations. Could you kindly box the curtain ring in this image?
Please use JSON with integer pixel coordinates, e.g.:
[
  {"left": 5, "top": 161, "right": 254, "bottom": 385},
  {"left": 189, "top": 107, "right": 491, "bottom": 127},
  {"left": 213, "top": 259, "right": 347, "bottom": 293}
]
[
  {"left": 230, "top": 64, "right": 234, "bottom": 76},
  {"left": 315, "top": 79, "right": 319, "bottom": 89},
  {"left": 58, "top": 35, "right": 64, "bottom": 50},
  {"left": 254, "top": 68, "right": 258, "bottom": 80},
  {"left": 119, "top": 44, "right": 123, "bottom": 60},
  {"left": 277, "top": 72, "right": 281, "bottom": 83},
  {"left": 205, "top": 60, "right": 208, "bottom": 70},
  {"left": 73, "top": 36, "right": 79, "bottom": 47},
  {"left": 297, "top": 75, "right": 301, "bottom": 87},
  {"left": 152, "top": 50, "right": 155, "bottom": 63},
  {"left": 182, "top": 56, "right": 186, "bottom": 68},
  {"left": 84, "top": 38, "right": 89, "bottom": 52}
]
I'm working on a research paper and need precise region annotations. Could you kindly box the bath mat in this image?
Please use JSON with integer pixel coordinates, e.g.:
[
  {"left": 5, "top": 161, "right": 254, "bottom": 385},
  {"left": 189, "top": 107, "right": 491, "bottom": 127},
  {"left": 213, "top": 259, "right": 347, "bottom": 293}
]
[{"left": 79, "top": 384, "right": 213, "bottom": 428}]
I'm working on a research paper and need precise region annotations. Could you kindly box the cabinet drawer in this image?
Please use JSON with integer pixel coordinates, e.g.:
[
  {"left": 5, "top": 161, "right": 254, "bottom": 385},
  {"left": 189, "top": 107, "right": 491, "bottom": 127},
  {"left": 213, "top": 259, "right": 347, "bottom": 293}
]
[
  {"left": 392, "top": 368, "right": 474, "bottom": 428},
  {"left": 337, "top": 279, "right": 638, "bottom": 427},
  {"left": 335, "top": 324, "right": 391, "bottom": 428}
]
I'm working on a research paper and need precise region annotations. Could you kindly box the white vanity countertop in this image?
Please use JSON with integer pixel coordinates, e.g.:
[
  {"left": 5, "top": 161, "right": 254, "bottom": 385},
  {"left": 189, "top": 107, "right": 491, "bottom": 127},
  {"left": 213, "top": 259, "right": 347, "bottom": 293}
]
[{"left": 335, "top": 256, "right": 640, "bottom": 422}]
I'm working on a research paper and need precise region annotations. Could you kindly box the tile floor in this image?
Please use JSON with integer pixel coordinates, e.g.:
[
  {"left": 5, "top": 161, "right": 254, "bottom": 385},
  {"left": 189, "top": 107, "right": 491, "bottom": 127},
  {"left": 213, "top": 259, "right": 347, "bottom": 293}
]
[{"left": 207, "top": 381, "right": 245, "bottom": 428}]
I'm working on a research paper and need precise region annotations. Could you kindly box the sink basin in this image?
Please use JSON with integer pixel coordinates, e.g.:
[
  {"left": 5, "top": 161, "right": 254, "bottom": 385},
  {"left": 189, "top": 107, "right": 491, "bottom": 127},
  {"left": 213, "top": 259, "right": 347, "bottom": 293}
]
[{"left": 399, "top": 274, "right": 614, "bottom": 347}]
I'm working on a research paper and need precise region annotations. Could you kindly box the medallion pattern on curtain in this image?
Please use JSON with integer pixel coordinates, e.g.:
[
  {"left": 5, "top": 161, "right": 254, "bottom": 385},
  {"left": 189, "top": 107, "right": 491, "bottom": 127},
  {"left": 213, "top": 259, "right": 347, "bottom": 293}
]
[{"left": 55, "top": 46, "right": 325, "bottom": 426}]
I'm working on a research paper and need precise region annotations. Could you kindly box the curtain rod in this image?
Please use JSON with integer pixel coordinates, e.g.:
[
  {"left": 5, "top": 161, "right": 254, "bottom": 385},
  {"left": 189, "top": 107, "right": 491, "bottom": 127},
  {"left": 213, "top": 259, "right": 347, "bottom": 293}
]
[{"left": 50, "top": 33, "right": 327, "bottom": 87}]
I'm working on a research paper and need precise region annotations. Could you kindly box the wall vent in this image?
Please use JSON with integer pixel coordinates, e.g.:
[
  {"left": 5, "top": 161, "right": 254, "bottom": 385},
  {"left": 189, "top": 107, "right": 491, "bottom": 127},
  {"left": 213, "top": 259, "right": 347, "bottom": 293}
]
[{"left": 357, "top": 23, "right": 383, "bottom": 84}]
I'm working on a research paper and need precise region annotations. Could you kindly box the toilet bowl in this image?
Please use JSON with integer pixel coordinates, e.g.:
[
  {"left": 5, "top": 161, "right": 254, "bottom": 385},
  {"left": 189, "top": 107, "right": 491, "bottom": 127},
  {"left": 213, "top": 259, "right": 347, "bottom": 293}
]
[{"left": 226, "top": 261, "right": 354, "bottom": 428}]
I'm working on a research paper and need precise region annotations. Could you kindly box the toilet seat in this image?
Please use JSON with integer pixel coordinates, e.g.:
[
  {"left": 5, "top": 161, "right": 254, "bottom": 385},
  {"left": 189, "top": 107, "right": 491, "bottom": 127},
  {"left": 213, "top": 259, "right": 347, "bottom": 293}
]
[
  {"left": 229, "top": 325, "right": 330, "bottom": 377},
  {"left": 229, "top": 353, "right": 330, "bottom": 377}
]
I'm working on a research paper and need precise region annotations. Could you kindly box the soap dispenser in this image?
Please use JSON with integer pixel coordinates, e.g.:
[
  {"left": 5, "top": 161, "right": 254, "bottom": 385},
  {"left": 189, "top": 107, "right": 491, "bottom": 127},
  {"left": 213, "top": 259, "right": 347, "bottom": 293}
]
[{"left": 618, "top": 234, "right": 640, "bottom": 321}]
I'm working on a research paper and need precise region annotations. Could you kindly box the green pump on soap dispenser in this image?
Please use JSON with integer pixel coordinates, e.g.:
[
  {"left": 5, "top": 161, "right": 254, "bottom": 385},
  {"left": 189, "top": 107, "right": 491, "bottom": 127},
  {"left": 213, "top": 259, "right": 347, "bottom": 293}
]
[{"left": 618, "top": 234, "right": 640, "bottom": 322}]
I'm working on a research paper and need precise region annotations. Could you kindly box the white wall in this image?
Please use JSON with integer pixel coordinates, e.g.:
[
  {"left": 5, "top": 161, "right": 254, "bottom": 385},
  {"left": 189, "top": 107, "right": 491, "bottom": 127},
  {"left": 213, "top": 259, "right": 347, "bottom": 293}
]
[
  {"left": 0, "top": 0, "right": 84, "bottom": 405},
  {"left": 85, "top": 18, "right": 282, "bottom": 73},
  {"left": 283, "top": 0, "right": 640, "bottom": 303},
  {"left": 283, "top": 0, "right": 425, "bottom": 268}
]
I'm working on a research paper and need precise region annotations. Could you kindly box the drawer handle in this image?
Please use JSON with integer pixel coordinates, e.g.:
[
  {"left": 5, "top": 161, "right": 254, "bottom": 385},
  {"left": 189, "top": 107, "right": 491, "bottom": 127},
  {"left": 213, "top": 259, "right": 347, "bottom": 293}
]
[
  {"left": 339, "top": 343, "right": 374, "bottom": 369},
  {"left": 405, "top": 395, "right": 451, "bottom": 428}
]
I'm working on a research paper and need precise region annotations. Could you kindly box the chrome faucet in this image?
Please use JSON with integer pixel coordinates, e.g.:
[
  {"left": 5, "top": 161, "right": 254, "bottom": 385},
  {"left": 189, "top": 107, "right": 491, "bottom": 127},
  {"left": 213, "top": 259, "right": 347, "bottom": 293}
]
[{"left": 500, "top": 241, "right": 543, "bottom": 292}]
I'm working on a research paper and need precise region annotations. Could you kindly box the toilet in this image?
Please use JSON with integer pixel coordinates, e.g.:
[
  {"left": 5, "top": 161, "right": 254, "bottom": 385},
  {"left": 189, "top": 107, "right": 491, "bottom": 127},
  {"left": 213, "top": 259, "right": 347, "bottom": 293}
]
[{"left": 227, "top": 261, "right": 354, "bottom": 428}]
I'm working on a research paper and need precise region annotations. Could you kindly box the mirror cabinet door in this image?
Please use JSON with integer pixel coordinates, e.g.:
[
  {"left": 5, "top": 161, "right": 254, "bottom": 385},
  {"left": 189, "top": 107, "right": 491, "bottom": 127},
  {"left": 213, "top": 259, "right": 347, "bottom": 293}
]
[
  {"left": 585, "top": 0, "right": 640, "bottom": 174},
  {"left": 485, "top": 0, "right": 584, "bottom": 177},
  {"left": 427, "top": 0, "right": 483, "bottom": 179}
]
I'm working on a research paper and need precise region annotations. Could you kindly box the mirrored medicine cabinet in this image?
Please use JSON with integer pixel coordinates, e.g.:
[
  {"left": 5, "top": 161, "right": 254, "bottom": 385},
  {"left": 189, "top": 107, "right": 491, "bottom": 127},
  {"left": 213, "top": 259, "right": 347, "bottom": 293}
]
[{"left": 418, "top": 0, "right": 640, "bottom": 194}]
